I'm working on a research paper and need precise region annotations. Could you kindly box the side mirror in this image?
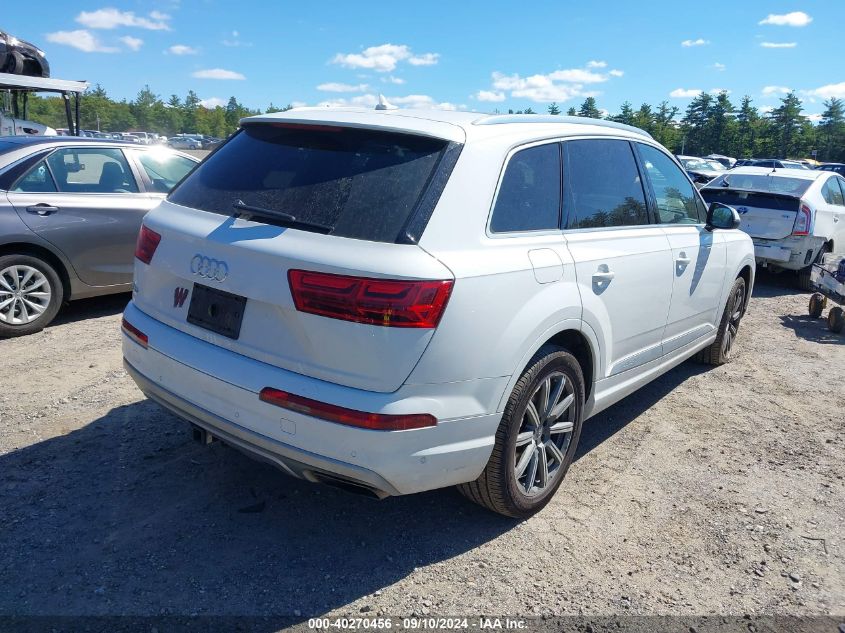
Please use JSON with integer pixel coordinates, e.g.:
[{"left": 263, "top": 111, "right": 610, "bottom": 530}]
[{"left": 706, "top": 202, "right": 741, "bottom": 231}]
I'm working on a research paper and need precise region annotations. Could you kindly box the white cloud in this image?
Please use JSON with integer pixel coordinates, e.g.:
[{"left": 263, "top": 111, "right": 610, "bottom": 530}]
[
  {"left": 199, "top": 97, "right": 226, "bottom": 108},
  {"left": 382, "top": 76, "right": 405, "bottom": 85},
  {"left": 76, "top": 8, "right": 170, "bottom": 30},
  {"left": 317, "top": 82, "right": 369, "bottom": 93},
  {"left": 474, "top": 90, "right": 506, "bottom": 102},
  {"left": 290, "top": 101, "right": 308, "bottom": 108},
  {"left": 120, "top": 36, "right": 143, "bottom": 51},
  {"left": 681, "top": 38, "right": 709, "bottom": 47},
  {"left": 586, "top": 60, "right": 607, "bottom": 68},
  {"left": 46, "top": 30, "right": 118, "bottom": 53},
  {"left": 192, "top": 68, "right": 246, "bottom": 80},
  {"left": 331, "top": 43, "right": 438, "bottom": 72},
  {"left": 222, "top": 30, "right": 252, "bottom": 47},
  {"left": 762, "top": 85, "right": 791, "bottom": 96},
  {"left": 477, "top": 63, "right": 623, "bottom": 104},
  {"left": 316, "top": 93, "right": 461, "bottom": 111},
  {"left": 759, "top": 11, "right": 812, "bottom": 27},
  {"left": 408, "top": 52, "right": 439, "bottom": 66},
  {"left": 760, "top": 106, "right": 774, "bottom": 114},
  {"left": 167, "top": 44, "right": 198, "bottom": 55},
  {"left": 761, "top": 42, "right": 797, "bottom": 48},
  {"left": 670, "top": 88, "right": 702, "bottom": 98},
  {"left": 806, "top": 82, "right": 845, "bottom": 99},
  {"left": 713, "top": 62, "right": 726, "bottom": 71},
  {"left": 807, "top": 113, "right": 823, "bottom": 123}
]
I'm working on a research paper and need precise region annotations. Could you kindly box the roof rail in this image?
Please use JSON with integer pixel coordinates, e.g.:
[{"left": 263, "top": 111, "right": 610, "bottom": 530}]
[{"left": 473, "top": 114, "right": 652, "bottom": 139}]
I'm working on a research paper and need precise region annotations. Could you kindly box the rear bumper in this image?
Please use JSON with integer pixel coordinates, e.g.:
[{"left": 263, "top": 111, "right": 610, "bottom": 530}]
[
  {"left": 752, "top": 236, "right": 822, "bottom": 270},
  {"left": 122, "top": 302, "right": 505, "bottom": 496}
]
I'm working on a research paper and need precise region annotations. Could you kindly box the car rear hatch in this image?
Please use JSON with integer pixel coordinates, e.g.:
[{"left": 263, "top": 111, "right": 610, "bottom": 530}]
[
  {"left": 701, "top": 173, "right": 811, "bottom": 239},
  {"left": 133, "top": 120, "right": 462, "bottom": 393}
]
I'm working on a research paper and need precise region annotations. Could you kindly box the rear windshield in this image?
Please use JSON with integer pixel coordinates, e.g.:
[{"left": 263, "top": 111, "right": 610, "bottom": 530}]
[
  {"left": 168, "top": 124, "right": 449, "bottom": 243},
  {"left": 706, "top": 173, "right": 812, "bottom": 197}
]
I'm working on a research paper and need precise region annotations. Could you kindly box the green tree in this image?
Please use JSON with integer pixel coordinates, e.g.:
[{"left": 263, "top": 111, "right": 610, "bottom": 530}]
[
  {"left": 610, "top": 101, "right": 635, "bottom": 126},
  {"left": 566, "top": 107, "right": 577, "bottom": 116},
  {"left": 768, "top": 91, "right": 807, "bottom": 158},
  {"left": 578, "top": 97, "right": 601, "bottom": 119},
  {"left": 818, "top": 98, "right": 845, "bottom": 162},
  {"left": 547, "top": 102, "right": 561, "bottom": 115}
]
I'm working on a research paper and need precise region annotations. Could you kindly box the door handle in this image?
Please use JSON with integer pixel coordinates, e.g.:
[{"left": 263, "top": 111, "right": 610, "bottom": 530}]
[
  {"left": 592, "top": 270, "right": 615, "bottom": 281},
  {"left": 26, "top": 204, "right": 59, "bottom": 216},
  {"left": 675, "top": 255, "right": 692, "bottom": 265}
]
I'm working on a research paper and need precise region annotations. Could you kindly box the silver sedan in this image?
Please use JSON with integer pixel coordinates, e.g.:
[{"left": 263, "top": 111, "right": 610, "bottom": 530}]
[{"left": 0, "top": 137, "right": 199, "bottom": 336}]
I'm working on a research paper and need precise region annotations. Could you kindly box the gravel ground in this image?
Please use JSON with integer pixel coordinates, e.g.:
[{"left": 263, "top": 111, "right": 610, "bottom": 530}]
[{"left": 0, "top": 273, "right": 843, "bottom": 621}]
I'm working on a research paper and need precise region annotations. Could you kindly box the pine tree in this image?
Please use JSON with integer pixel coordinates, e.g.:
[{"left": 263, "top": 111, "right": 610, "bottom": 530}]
[
  {"left": 566, "top": 107, "right": 577, "bottom": 116},
  {"left": 768, "top": 92, "right": 807, "bottom": 158},
  {"left": 578, "top": 97, "right": 601, "bottom": 119},
  {"left": 547, "top": 102, "right": 561, "bottom": 115},
  {"left": 610, "top": 101, "right": 635, "bottom": 125},
  {"left": 819, "top": 98, "right": 845, "bottom": 162}
]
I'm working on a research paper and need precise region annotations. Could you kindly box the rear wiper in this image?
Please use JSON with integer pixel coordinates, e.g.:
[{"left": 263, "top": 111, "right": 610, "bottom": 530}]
[{"left": 232, "top": 201, "right": 332, "bottom": 233}]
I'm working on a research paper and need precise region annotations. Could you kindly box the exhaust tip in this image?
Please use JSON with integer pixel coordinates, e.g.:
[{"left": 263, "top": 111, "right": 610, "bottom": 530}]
[{"left": 308, "top": 471, "right": 387, "bottom": 499}]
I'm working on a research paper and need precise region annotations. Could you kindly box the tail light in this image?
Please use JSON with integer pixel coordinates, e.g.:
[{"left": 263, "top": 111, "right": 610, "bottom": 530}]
[
  {"left": 121, "top": 317, "right": 148, "bottom": 348},
  {"left": 259, "top": 388, "right": 437, "bottom": 431},
  {"left": 135, "top": 225, "right": 161, "bottom": 264},
  {"left": 288, "top": 270, "right": 453, "bottom": 328},
  {"left": 793, "top": 204, "right": 812, "bottom": 236}
]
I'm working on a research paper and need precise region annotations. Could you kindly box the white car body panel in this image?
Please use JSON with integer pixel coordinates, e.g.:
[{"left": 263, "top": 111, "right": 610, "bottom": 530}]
[{"left": 124, "top": 108, "right": 755, "bottom": 497}]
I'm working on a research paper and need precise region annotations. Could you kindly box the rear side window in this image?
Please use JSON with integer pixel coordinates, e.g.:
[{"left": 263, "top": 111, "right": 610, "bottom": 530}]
[
  {"left": 564, "top": 139, "right": 649, "bottom": 229},
  {"left": 133, "top": 150, "right": 196, "bottom": 193},
  {"left": 169, "top": 125, "right": 449, "bottom": 243},
  {"left": 489, "top": 143, "right": 561, "bottom": 233},
  {"left": 821, "top": 177, "right": 845, "bottom": 206},
  {"left": 637, "top": 144, "right": 702, "bottom": 224}
]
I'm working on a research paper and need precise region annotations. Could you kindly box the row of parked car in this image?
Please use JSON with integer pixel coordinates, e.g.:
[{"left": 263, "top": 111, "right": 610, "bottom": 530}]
[
  {"left": 674, "top": 153, "right": 845, "bottom": 289},
  {"left": 55, "top": 130, "right": 224, "bottom": 151}
]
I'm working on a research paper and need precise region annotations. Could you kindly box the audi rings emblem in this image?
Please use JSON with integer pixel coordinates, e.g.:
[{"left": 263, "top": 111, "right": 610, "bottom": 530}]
[{"left": 190, "top": 254, "right": 229, "bottom": 282}]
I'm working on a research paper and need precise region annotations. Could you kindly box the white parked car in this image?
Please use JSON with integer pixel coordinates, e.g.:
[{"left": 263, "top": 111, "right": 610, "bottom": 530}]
[
  {"left": 701, "top": 167, "right": 845, "bottom": 289},
  {"left": 122, "top": 109, "right": 755, "bottom": 517}
]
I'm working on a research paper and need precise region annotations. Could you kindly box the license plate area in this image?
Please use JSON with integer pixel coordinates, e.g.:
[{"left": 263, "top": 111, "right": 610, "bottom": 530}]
[{"left": 187, "top": 283, "right": 247, "bottom": 339}]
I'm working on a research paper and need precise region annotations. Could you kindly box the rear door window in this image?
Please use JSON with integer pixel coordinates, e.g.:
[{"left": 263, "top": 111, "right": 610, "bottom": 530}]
[
  {"left": 168, "top": 125, "right": 450, "bottom": 243},
  {"left": 637, "top": 143, "right": 702, "bottom": 224},
  {"left": 13, "top": 160, "right": 57, "bottom": 193},
  {"left": 821, "top": 177, "right": 845, "bottom": 206},
  {"left": 45, "top": 148, "right": 139, "bottom": 194},
  {"left": 563, "top": 139, "right": 649, "bottom": 229},
  {"left": 489, "top": 143, "right": 561, "bottom": 233}
]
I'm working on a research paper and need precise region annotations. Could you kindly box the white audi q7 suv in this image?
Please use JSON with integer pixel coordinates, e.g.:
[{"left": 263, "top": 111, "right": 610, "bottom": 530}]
[{"left": 122, "top": 108, "right": 755, "bottom": 517}]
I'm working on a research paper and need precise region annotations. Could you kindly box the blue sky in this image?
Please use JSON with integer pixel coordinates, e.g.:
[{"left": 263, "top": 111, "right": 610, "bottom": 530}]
[{"left": 6, "top": 1, "right": 844, "bottom": 119}]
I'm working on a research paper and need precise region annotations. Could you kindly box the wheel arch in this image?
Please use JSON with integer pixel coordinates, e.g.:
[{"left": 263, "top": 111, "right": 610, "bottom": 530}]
[
  {"left": 0, "top": 241, "right": 72, "bottom": 302},
  {"left": 498, "top": 322, "right": 598, "bottom": 412},
  {"left": 737, "top": 263, "right": 753, "bottom": 315}
]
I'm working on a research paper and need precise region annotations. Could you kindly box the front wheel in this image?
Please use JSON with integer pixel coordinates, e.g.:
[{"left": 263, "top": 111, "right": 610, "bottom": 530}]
[
  {"left": 458, "top": 345, "right": 585, "bottom": 518},
  {"left": 829, "top": 306, "right": 845, "bottom": 334},
  {"left": 696, "top": 276, "right": 746, "bottom": 366},
  {"left": 0, "top": 254, "right": 64, "bottom": 337}
]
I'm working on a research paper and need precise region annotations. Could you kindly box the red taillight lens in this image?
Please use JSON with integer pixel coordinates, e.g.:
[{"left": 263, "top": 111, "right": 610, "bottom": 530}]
[
  {"left": 793, "top": 205, "right": 812, "bottom": 236},
  {"left": 135, "top": 225, "right": 161, "bottom": 264},
  {"left": 259, "top": 387, "right": 436, "bottom": 431},
  {"left": 121, "top": 317, "right": 148, "bottom": 348},
  {"left": 288, "top": 270, "right": 453, "bottom": 328}
]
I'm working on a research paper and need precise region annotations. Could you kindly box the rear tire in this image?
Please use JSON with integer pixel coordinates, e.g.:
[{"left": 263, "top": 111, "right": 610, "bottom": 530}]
[
  {"left": 828, "top": 306, "right": 845, "bottom": 334},
  {"left": 0, "top": 254, "right": 64, "bottom": 338},
  {"left": 695, "top": 276, "right": 746, "bottom": 366},
  {"left": 808, "top": 293, "right": 825, "bottom": 318},
  {"left": 797, "top": 244, "right": 828, "bottom": 292},
  {"left": 458, "top": 345, "right": 585, "bottom": 518}
]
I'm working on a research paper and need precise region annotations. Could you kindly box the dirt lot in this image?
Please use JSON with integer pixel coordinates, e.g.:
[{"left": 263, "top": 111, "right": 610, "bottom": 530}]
[{"left": 0, "top": 273, "right": 843, "bottom": 621}]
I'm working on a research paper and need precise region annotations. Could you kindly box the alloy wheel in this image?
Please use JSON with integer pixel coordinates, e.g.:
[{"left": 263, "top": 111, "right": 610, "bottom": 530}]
[
  {"left": 722, "top": 285, "right": 744, "bottom": 358},
  {"left": 513, "top": 371, "right": 576, "bottom": 496},
  {"left": 0, "top": 265, "right": 52, "bottom": 325}
]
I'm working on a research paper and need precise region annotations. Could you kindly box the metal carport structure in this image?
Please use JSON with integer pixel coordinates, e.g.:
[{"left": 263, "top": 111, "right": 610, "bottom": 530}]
[{"left": 0, "top": 72, "right": 88, "bottom": 135}]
